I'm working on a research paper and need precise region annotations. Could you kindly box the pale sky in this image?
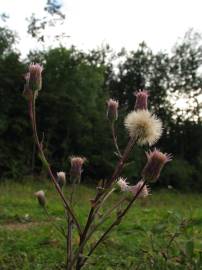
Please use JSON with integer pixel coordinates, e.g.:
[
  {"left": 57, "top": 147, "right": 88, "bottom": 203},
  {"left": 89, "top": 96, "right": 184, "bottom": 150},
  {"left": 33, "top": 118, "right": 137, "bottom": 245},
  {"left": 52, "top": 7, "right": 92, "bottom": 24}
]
[{"left": 1, "top": 0, "right": 202, "bottom": 57}]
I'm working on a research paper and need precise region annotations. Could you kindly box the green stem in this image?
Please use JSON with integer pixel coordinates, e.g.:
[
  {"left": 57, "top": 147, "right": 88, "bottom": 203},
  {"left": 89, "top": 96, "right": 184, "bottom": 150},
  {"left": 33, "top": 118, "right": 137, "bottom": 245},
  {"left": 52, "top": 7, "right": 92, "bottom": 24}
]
[
  {"left": 71, "top": 188, "right": 120, "bottom": 269},
  {"left": 81, "top": 180, "right": 147, "bottom": 268},
  {"left": 111, "top": 122, "right": 122, "bottom": 158},
  {"left": 107, "top": 137, "right": 136, "bottom": 187},
  {"left": 66, "top": 214, "right": 73, "bottom": 270},
  {"left": 66, "top": 182, "right": 76, "bottom": 269},
  {"left": 75, "top": 137, "right": 136, "bottom": 268}
]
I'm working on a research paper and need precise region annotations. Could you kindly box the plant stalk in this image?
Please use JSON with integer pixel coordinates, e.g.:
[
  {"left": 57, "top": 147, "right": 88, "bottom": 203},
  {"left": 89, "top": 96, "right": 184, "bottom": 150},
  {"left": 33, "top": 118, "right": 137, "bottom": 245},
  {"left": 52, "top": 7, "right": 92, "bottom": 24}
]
[
  {"left": 29, "top": 94, "right": 82, "bottom": 236},
  {"left": 111, "top": 122, "right": 122, "bottom": 158},
  {"left": 81, "top": 180, "right": 147, "bottom": 268},
  {"left": 75, "top": 137, "right": 136, "bottom": 268}
]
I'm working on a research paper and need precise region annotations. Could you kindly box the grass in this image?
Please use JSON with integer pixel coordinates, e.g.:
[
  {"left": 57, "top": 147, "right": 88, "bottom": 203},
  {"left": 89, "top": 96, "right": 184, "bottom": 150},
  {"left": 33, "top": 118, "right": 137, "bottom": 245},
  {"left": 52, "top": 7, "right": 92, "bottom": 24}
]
[{"left": 0, "top": 180, "right": 202, "bottom": 269}]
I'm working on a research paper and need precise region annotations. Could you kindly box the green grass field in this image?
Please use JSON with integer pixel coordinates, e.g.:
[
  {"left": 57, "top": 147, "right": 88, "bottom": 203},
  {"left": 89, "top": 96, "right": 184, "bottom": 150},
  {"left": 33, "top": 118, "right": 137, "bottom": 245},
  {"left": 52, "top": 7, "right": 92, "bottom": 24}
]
[{"left": 0, "top": 180, "right": 202, "bottom": 270}]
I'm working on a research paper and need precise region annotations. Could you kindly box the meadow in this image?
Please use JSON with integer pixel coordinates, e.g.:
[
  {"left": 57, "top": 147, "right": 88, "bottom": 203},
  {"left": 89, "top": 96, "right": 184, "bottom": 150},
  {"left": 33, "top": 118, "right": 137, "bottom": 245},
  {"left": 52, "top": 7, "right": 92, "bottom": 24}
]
[{"left": 0, "top": 180, "right": 202, "bottom": 270}]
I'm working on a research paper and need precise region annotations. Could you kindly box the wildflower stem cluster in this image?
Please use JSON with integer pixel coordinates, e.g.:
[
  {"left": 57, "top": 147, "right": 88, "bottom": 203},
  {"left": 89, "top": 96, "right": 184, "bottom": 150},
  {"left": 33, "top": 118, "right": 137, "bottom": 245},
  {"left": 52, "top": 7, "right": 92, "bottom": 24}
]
[{"left": 25, "top": 64, "right": 172, "bottom": 269}]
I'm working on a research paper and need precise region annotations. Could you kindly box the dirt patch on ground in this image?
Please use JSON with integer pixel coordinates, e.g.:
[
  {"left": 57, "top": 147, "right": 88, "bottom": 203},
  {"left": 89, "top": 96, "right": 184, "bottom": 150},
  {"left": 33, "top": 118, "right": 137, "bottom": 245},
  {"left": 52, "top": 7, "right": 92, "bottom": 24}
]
[{"left": 0, "top": 221, "right": 48, "bottom": 230}]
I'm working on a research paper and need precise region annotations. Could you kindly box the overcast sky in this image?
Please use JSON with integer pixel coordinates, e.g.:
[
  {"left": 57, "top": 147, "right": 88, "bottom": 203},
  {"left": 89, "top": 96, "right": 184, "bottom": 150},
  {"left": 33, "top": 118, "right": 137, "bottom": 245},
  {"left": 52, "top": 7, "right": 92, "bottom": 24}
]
[{"left": 1, "top": 0, "right": 202, "bottom": 56}]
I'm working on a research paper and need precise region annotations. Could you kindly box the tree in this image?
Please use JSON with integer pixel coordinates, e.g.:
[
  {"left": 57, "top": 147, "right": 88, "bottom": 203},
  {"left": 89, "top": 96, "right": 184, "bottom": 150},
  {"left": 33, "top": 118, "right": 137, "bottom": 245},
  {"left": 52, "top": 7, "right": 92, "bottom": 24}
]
[
  {"left": 0, "top": 27, "right": 27, "bottom": 178},
  {"left": 27, "top": 0, "right": 67, "bottom": 43},
  {"left": 27, "top": 47, "right": 114, "bottom": 179}
]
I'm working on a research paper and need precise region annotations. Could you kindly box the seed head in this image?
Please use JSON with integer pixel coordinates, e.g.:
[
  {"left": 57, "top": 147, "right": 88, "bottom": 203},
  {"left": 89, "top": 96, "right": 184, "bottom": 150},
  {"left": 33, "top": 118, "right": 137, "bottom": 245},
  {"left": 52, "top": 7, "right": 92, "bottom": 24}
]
[
  {"left": 142, "top": 149, "right": 172, "bottom": 182},
  {"left": 57, "top": 171, "right": 66, "bottom": 188},
  {"left": 134, "top": 90, "right": 149, "bottom": 110},
  {"left": 35, "top": 190, "right": 46, "bottom": 207},
  {"left": 28, "top": 63, "right": 43, "bottom": 92},
  {"left": 129, "top": 180, "right": 150, "bottom": 198},
  {"left": 124, "top": 110, "right": 162, "bottom": 145},
  {"left": 107, "top": 99, "right": 119, "bottom": 121},
  {"left": 70, "top": 156, "right": 86, "bottom": 182},
  {"left": 117, "top": 177, "right": 130, "bottom": 192}
]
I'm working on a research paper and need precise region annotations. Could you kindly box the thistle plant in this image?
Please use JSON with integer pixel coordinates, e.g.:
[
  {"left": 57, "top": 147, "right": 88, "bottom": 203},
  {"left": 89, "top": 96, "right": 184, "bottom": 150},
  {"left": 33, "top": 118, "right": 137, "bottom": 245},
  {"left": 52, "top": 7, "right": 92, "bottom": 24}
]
[{"left": 23, "top": 64, "right": 172, "bottom": 270}]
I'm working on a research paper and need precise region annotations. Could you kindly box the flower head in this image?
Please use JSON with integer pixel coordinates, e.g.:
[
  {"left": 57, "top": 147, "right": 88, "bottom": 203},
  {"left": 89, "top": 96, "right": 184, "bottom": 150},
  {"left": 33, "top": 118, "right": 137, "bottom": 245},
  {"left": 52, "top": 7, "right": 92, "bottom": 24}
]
[
  {"left": 57, "top": 171, "right": 66, "bottom": 188},
  {"left": 35, "top": 190, "right": 46, "bottom": 207},
  {"left": 124, "top": 110, "right": 162, "bottom": 145},
  {"left": 142, "top": 149, "right": 172, "bottom": 182},
  {"left": 107, "top": 99, "right": 119, "bottom": 121},
  {"left": 117, "top": 177, "right": 130, "bottom": 192},
  {"left": 28, "top": 63, "right": 43, "bottom": 92},
  {"left": 70, "top": 156, "right": 86, "bottom": 182},
  {"left": 129, "top": 180, "right": 150, "bottom": 198},
  {"left": 134, "top": 90, "right": 149, "bottom": 110}
]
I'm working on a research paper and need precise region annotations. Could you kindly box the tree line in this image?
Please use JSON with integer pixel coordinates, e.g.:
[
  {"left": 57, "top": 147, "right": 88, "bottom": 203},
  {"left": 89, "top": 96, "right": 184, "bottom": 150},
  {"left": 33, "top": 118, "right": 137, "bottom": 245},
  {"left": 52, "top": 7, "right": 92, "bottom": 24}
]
[{"left": 0, "top": 26, "right": 202, "bottom": 190}]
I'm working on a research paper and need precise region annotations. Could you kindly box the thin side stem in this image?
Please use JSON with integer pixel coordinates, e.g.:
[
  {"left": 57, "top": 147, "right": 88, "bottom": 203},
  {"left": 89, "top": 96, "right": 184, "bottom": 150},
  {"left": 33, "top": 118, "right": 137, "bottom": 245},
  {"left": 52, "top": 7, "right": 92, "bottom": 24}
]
[
  {"left": 75, "top": 199, "right": 98, "bottom": 269},
  {"left": 29, "top": 94, "right": 82, "bottom": 236},
  {"left": 66, "top": 183, "right": 76, "bottom": 269},
  {"left": 66, "top": 215, "right": 73, "bottom": 270},
  {"left": 75, "top": 137, "right": 136, "bottom": 268},
  {"left": 108, "top": 137, "right": 136, "bottom": 187},
  {"left": 70, "top": 196, "right": 127, "bottom": 269},
  {"left": 81, "top": 180, "right": 147, "bottom": 268},
  {"left": 92, "top": 187, "right": 116, "bottom": 218},
  {"left": 111, "top": 122, "right": 122, "bottom": 158}
]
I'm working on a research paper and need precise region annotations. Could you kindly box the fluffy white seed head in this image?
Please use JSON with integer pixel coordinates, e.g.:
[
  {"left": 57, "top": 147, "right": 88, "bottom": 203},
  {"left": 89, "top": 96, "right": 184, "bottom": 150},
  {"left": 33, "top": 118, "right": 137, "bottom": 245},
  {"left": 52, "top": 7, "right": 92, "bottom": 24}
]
[{"left": 124, "top": 110, "right": 162, "bottom": 145}]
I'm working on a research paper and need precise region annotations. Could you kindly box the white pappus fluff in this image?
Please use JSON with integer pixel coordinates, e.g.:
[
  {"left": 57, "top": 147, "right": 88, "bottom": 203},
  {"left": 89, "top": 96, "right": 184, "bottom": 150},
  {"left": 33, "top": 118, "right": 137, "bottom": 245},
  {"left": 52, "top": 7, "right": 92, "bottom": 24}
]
[{"left": 124, "top": 110, "right": 162, "bottom": 145}]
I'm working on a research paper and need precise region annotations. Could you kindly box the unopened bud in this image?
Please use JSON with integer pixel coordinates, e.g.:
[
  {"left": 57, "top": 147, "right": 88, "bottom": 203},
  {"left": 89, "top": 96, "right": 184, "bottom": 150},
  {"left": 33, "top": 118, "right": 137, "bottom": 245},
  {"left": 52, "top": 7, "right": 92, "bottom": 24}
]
[
  {"left": 142, "top": 149, "right": 172, "bottom": 183},
  {"left": 35, "top": 190, "right": 46, "bottom": 207},
  {"left": 70, "top": 156, "right": 86, "bottom": 182},
  {"left": 57, "top": 171, "right": 66, "bottom": 188},
  {"left": 134, "top": 90, "right": 149, "bottom": 110},
  {"left": 107, "top": 99, "right": 119, "bottom": 121},
  {"left": 28, "top": 63, "right": 43, "bottom": 92}
]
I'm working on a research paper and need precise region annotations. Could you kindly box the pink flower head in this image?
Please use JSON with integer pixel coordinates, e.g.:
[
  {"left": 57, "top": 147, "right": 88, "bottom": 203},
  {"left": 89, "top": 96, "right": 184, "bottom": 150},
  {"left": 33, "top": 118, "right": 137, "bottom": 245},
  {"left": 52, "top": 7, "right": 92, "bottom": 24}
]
[
  {"left": 117, "top": 177, "right": 130, "bottom": 192},
  {"left": 130, "top": 180, "right": 150, "bottom": 198},
  {"left": 70, "top": 156, "right": 86, "bottom": 182},
  {"left": 134, "top": 90, "right": 149, "bottom": 110},
  {"left": 107, "top": 98, "right": 119, "bottom": 121},
  {"left": 142, "top": 149, "right": 172, "bottom": 183},
  {"left": 28, "top": 63, "right": 43, "bottom": 92}
]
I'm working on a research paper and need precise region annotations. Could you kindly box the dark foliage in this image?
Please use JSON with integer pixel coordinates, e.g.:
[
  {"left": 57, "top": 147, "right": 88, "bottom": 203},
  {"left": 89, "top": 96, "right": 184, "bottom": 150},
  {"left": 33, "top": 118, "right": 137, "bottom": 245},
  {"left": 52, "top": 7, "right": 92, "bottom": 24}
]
[{"left": 0, "top": 26, "right": 202, "bottom": 190}]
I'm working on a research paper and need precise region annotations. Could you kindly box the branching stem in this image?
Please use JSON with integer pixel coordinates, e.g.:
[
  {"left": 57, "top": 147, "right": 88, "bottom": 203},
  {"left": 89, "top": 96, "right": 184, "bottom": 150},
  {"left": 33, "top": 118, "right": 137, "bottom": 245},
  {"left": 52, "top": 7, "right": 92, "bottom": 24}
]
[
  {"left": 81, "top": 180, "right": 147, "bottom": 268},
  {"left": 75, "top": 136, "right": 136, "bottom": 269}
]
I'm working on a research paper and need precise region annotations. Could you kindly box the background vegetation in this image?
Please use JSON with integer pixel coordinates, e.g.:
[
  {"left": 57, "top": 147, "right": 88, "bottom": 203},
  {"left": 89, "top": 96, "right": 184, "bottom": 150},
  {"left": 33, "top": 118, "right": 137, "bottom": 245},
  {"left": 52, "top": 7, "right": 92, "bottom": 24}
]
[
  {"left": 0, "top": 181, "right": 202, "bottom": 269},
  {"left": 0, "top": 21, "right": 202, "bottom": 190},
  {"left": 1, "top": 1, "right": 202, "bottom": 269}
]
